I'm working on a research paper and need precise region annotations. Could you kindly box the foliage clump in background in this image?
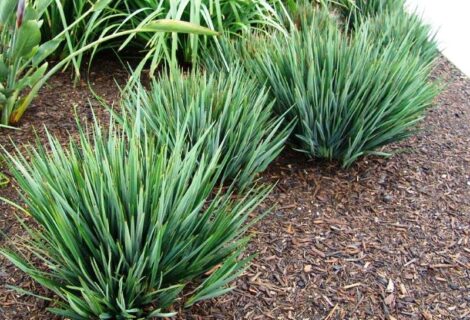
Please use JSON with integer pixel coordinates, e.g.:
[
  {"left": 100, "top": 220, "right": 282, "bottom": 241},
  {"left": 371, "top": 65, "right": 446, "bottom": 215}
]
[
  {"left": 120, "top": 66, "right": 292, "bottom": 188},
  {"left": 333, "top": 0, "right": 406, "bottom": 26},
  {"left": 221, "top": 6, "right": 439, "bottom": 166},
  {"left": 1, "top": 120, "right": 269, "bottom": 318},
  {"left": 363, "top": 6, "right": 437, "bottom": 65}
]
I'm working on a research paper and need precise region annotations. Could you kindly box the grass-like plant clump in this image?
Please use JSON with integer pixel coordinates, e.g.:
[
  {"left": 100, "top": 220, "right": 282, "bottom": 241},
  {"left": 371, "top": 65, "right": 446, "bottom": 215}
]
[
  {"left": 248, "top": 10, "right": 439, "bottom": 166},
  {"left": 1, "top": 120, "right": 269, "bottom": 318},
  {"left": 335, "top": 0, "right": 437, "bottom": 64},
  {"left": 363, "top": 7, "right": 438, "bottom": 65},
  {"left": 334, "top": 0, "right": 406, "bottom": 25},
  {"left": 121, "top": 66, "right": 292, "bottom": 188}
]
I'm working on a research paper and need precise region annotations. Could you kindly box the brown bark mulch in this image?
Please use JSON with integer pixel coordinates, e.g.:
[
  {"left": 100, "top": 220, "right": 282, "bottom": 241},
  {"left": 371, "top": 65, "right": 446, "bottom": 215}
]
[{"left": 1, "top": 56, "right": 469, "bottom": 319}]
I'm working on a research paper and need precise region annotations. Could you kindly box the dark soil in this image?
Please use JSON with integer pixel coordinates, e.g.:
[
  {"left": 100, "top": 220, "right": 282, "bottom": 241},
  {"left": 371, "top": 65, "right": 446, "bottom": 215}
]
[{"left": 1, "top": 56, "right": 469, "bottom": 319}]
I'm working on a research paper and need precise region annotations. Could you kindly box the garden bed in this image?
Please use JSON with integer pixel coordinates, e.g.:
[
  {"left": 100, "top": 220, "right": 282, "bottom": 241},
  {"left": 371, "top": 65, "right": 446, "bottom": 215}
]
[{"left": 1, "top": 55, "right": 469, "bottom": 319}]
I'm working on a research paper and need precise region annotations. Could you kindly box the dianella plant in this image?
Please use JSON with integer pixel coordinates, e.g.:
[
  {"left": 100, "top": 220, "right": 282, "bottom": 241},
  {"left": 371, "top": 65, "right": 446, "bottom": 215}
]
[
  {"left": 248, "top": 9, "right": 439, "bottom": 166},
  {"left": 1, "top": 118, "right": 270, "bottom": 318},
  {"left": 120, "top": 66, "right": 292, "bottom": 189},
  {"left": 332, "top": 0, "right": 405, "bottom": 26}
]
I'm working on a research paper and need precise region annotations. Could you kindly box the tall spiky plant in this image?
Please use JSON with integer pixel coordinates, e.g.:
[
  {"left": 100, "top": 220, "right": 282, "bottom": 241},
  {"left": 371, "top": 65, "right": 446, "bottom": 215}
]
[
  {"left": 363, "top": 6, "right": 437, "bottom": 65},
  {"left": 333, "top": 0, "right": 406, "bottom": 26},
  {"left": 119, "top": 66, "right": 292, "bottom": 189},
  {"left": 1, "top": 118, "right": 270, "bottom": 318},
  {"left": 247, "top": 9, "right": 439, "bottom": 166}
]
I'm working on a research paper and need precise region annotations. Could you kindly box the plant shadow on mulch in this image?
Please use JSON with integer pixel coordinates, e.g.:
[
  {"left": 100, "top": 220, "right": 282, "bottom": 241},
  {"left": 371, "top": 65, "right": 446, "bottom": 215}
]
[{"left": 0, "top": 55, "right": 469, "bottom": 320}]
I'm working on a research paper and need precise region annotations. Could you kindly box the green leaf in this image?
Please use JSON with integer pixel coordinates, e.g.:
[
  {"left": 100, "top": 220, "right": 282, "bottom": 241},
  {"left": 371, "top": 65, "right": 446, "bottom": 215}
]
[
  {"left": 0, "top": 250, "right": 33, "bottom": 275},
  {"left": 13, "top": 20, "right": 41, "bottom": 58},
  {"left": 0, "top": 0, "right": 16, "bottom": 27},
  {"left": 147, "top": 310, "right": 178, "bottom": 318},
  {"left": 121, "top": 66, "right": 290, "bottom": 189},
  {"left": 156, "top": 284, "right": 185, "bottom": 309},
  {"left": 34, "top": 0, "right": 53, "bottom": 16},
  {"left": 0, "top": 59, "right": 8, "bottom": 82},
  {"left": 23, "top": 6, "right": 39, "bottom": 22},
  {"left": 142, "top": 19, "right": 219, "bottom": 36},
  {"left": 92, "top": 0, "right": 112, "bottom": 11},
  {"left": 245, "top": 7, "right": 438, "bottom": 166},
  {"left": 32, "top": 39, "right": 63, "bottom": 66},
  {"left": 17, "top": 63, "right": 48, "bottom": 90}
]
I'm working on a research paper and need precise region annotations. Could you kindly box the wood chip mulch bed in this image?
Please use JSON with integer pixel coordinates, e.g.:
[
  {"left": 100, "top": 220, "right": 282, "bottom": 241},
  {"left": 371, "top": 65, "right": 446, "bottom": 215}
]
[{"left": 0, "top": 56, "right": 469, "bottom": 320}]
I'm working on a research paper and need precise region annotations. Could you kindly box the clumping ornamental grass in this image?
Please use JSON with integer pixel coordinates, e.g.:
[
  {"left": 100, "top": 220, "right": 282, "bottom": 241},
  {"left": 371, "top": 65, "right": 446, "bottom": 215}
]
[
  {"left": 334, "top": 0, "right": 406, "bottom": 26},
  {"left": 248, "top": 10, "right": 439, "bottom": 167},
  {"left": 334, "top": 0, "right": 438, "bottom": 65},
  {"left": 363, "top": 6, "right": 438, "bottom": 65},
  {"left": 1, "top": 120, "right": 270, "bottom": 319},
  {"left": 120, "top": 66, "right": 292, "bottom": 188}
]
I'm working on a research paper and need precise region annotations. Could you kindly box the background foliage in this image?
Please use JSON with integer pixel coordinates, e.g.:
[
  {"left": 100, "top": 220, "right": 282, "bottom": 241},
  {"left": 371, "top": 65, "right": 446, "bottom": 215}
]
[
  {"left": 39, "top": 0, "right": 284, "bottom": 75},
  {"left": 0, "top": 0, "right": 61, "bottom": 124},
  {"left": 247, "top": 8, "right": 439, "bottom": 166},
  {"left": 0, "top": 0, "right": 218, "bottom": 125}
]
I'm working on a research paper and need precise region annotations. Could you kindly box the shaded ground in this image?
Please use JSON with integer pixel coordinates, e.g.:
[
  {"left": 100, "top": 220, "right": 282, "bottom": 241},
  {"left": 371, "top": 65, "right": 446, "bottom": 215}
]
[{"left": 1, "top": 57, "right": 469, "bottom": 319}]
